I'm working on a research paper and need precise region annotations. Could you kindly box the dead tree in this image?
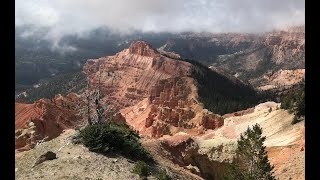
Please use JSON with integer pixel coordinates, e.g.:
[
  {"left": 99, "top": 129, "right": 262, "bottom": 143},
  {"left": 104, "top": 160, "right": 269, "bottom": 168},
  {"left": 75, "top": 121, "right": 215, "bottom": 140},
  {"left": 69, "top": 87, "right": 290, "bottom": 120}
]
[
  {"left": 95, "top": 61, "right": 105, "bottom": 123},
  {"left": 86, "top": 84, "right": 92, "bottom": 125},
  {"left": 76, "top": 61, "right": 118, "bottom": 127},
  {"left": 75, "top": 83, "right": 96, "bottom": 126}
]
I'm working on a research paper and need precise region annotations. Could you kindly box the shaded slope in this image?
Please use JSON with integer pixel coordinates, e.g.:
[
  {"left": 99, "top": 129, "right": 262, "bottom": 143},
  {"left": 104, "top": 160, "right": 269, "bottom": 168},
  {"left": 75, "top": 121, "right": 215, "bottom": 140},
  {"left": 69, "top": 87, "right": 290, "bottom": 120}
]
[
  {"left": 17, "top": 71, "right": 86, "bottom": 103},
  {"left": 184, "top": 59, "right": 262, "bottom": 115}
]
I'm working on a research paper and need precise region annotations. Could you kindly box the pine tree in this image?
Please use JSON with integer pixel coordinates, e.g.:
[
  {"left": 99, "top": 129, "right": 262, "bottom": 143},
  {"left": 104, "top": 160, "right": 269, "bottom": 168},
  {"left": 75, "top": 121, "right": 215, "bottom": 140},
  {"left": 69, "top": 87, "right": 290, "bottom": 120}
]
[{"left": 225, "top": 124, "right": 276, "bottom": 180}]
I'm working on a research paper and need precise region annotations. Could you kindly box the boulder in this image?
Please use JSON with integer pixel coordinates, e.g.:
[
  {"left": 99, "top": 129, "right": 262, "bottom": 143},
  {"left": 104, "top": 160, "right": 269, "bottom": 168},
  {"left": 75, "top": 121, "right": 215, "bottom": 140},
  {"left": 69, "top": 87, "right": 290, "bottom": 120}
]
[{"left": 33, "top": 151, "right": 57, "bottom": 167}]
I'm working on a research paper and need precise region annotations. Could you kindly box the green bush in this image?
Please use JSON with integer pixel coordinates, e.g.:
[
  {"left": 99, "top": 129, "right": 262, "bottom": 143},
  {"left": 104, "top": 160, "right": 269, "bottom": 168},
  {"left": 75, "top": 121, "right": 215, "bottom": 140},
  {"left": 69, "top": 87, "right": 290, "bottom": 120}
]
[
  {"left": 280, "top": 85, "right": 304, "bottom": 119},
  {"left": 291, "top": 115, "right": 300, "bottom": 125},
  {"left": 225, "top": 124, "right": 276, "bottom": 180},
  {"left": 132, "top": 161, "right": 150, "bottom": 178},
  {"left": 295, "top": 90, "right": 305, "bottom": 117},
  {"left": 79, "top": 122, "right": 152, "bottom": 161},
  {"left": 280, "top": 95, "right": 292, "bottom": 109},
  {"left": 157, "top": 169, "right": 172, "bottom": 180}
]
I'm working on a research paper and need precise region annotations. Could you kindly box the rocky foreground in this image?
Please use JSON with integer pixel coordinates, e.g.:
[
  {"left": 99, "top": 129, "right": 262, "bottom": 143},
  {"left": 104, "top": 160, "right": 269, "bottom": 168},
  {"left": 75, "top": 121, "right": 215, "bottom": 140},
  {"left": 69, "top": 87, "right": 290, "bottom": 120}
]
[{"left": 15, "top": 129, "right": 199, "bottom": 180}]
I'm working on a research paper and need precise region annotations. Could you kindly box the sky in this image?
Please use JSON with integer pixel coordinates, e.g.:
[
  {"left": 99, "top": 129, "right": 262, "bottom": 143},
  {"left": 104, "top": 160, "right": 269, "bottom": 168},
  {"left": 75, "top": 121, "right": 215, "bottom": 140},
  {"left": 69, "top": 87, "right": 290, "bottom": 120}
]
[{"left": 15, "top": 0, "right": 305, "bottom": 40}]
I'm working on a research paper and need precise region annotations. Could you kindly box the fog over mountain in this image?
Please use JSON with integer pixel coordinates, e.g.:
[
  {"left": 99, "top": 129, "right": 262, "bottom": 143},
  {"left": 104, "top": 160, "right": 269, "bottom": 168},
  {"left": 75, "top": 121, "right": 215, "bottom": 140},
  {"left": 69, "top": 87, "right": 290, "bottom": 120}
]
[
  {"left": 15, "top": 0, "right": 305, "bottom": 89},
  {"left": 16, "top": 0, "right": 304, "bottom": 41},
  {"left": 15, "top": 2, "right": 305, "bottom": 179}
]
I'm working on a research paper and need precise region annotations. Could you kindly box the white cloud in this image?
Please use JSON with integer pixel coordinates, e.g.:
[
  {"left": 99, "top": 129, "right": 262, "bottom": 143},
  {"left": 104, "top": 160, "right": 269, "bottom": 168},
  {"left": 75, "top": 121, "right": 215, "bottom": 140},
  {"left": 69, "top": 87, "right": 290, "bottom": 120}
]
[{"left": 15, "top": 0, "right": 305, "bottom": 39}]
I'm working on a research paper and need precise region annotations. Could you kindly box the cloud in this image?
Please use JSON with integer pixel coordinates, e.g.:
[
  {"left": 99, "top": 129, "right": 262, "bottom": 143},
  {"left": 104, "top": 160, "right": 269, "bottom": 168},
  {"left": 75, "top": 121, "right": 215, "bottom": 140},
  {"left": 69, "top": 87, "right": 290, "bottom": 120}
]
[
  {"left": 50, "top": 42, "right": 78, "bottom": 54},
  {"left": 15, "top": 0, "right": 305, "bottom": 39}
]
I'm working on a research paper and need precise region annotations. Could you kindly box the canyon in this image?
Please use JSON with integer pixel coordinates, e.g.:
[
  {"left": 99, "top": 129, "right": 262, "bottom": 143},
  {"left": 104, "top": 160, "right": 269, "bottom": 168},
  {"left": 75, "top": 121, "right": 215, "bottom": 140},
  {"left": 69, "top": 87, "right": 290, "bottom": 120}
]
[
  {"left": 211, "top": 26, "right": 305, "bottom": 89},
  {"left": 15, "top": 37, "right": 305, "bottom": 179}
]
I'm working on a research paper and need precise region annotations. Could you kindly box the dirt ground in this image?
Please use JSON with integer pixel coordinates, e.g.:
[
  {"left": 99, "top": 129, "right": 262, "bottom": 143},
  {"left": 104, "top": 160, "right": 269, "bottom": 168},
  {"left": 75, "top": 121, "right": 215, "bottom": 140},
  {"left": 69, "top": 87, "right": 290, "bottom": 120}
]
[
  {"left": 15, "top": 129, "right": 194, "bottom": 180},
  {"left": 197, "top": 102, "right": 305, "bottom": 180}
]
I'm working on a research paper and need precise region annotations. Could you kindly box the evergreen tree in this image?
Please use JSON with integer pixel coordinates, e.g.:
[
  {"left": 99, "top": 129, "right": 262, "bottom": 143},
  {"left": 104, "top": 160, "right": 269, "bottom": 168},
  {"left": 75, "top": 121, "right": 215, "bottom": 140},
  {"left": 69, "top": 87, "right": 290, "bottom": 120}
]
[
  {"left": 225, "top": 124, "right": 276, "bottom": 180},
  {"left": 295, "top": 89, "right": 305, "bottom": 117}
]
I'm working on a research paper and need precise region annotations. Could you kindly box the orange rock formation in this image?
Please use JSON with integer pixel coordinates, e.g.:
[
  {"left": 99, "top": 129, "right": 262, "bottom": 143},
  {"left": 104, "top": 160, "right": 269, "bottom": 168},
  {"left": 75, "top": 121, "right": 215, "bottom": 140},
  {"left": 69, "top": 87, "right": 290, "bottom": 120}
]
[
  {"left": 83, "top": 41, "right": 224, "bottom": 137},
  {"left": 15, "top": 93, "right": 82, "bottom": 151}
]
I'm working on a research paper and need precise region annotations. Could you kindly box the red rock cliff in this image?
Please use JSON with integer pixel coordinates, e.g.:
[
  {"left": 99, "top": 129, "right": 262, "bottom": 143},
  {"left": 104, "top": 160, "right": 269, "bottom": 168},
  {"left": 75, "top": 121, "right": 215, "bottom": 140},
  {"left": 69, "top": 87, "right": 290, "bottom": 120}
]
[
  {"left": 83, "top": 41, "right": 224, "bottom": 138},
  {"left": 15, "top": 93, "right": 82, "bottom": 151}
]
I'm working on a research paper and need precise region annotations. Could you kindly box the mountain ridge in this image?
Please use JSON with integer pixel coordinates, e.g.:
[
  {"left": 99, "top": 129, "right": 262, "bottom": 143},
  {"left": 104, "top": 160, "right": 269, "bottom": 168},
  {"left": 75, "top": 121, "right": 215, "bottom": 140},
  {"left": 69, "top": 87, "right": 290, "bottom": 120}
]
[{"left": 83, "top": 40, "right": 262, "bottom": 138}]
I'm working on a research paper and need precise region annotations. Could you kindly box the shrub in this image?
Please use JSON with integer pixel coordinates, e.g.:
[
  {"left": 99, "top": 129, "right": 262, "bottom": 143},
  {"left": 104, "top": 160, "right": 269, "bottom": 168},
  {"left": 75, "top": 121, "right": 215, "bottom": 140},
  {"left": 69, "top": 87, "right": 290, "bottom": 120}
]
[
  {"left": 78, "top": 122, "right": 152, "bottom": 161},
  {"left": 225, "top": 124, "right": 276, "bottom": 180},
  {"left": 157, "top": 169, "right": 172, "bottom": 180},
  {"left": 268, "top": 107, "right": 272, "bottom": 113},
  {"left": 280, "top": 95, "right": 292, "bottom": 109},
  {"left": 280, "top": 85, "right": 304, "bottom": 119},
  {"left": 295, "top": 91, "right": 305, "bottom": 117},
  {"left": 291, "top": 115, "right": 300, "bottom": 125},
  {"left": 132, "top": 161, "right": 150, "bottom": 178}
]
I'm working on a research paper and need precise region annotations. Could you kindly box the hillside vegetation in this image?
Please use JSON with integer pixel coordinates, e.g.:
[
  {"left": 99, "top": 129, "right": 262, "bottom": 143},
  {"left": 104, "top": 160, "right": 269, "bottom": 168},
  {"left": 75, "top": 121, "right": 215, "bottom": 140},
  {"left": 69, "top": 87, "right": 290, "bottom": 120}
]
[
  {"left": 17, "top": 72, "right": 86, "bottom": 103},
  {"left": 184, "top": 59, "right": 265, "bottom": 115},
  {"left": 280, "top": 85, "right": 305, "bottom": 124},
  {"left": 78, "top": 122, "right": 153, "bottom": 162}
]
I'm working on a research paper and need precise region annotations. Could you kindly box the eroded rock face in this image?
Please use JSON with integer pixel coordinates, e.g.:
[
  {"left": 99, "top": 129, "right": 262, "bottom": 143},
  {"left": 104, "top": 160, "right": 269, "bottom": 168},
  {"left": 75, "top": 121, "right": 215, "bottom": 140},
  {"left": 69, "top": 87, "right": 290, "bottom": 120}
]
[
  {"left": 210, "top": 26, "right": 305, "bottom": 89},
  {"left": 151, "top": 120, "right": 171, "bottom": 138},
  {"left": 15, "top": 94, "right": 82, "bottom": 151},
  {"left": 264, "top": 26, "right": 305, "bottom": 51},
  {"left": 223, "top": 107, "right": 255, "bottom": 118},
  {"left": 144, "top": 78, "right": 199, "bottom": 137},
  {"left": 83, "top": 41, "right": 192, "bottom": 111},
  {"left": 159, "top": 134, "right": 229, "bottom": 180},
  {"left": 84, "top": 41, "right": 224, "bottom": 138},
  {"left": 200, "top": 113, "right": 224, "bottom": 130},
  {"left": 53, "top": 93, "right": 82, "bottom": 109},
  {"left": 257, "top": 69, "right": 305, "bottom": 91},
  {"left": 128, "top": 41, "right": 159, "bottom": 57},
  {"left": 160, "top": 134, "right": 199, "bottom": 166},
  {"left": 129, "top": 75, "right": 225, "bottom": 137}
]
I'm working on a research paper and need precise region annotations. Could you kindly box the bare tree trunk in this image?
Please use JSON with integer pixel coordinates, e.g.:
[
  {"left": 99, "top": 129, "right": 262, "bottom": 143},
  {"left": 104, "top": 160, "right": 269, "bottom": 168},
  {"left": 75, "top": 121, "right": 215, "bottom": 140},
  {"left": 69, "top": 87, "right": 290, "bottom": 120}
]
[
  {"left": 87, "top": 93, "right": 92, "bottom": 125},
  {"left": 96, "top": 61, "right": 104, "bottom": 124}
]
